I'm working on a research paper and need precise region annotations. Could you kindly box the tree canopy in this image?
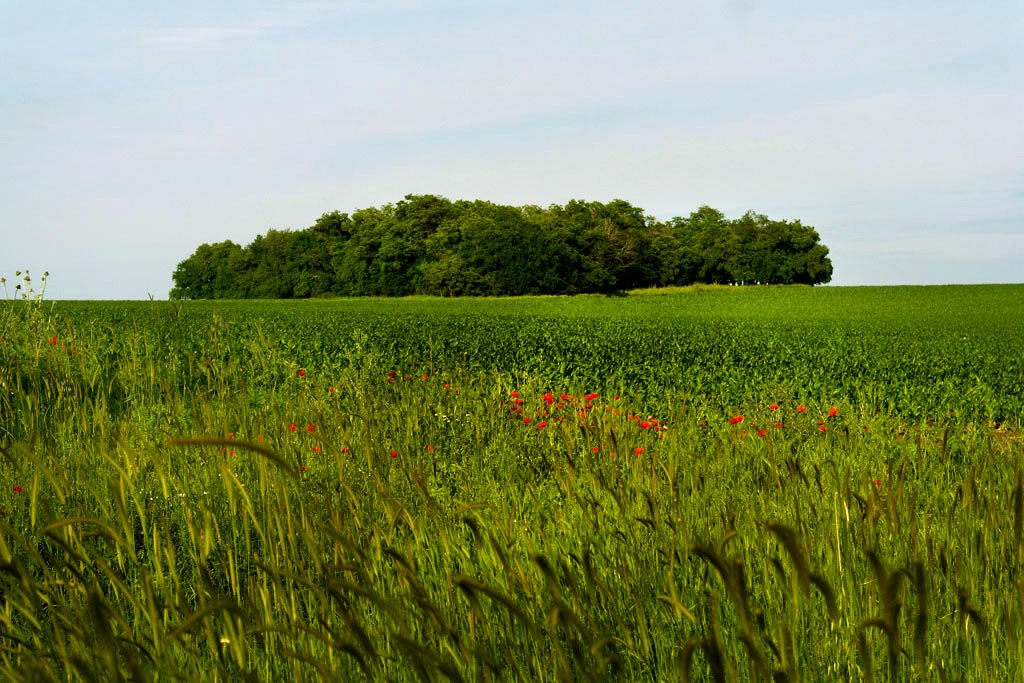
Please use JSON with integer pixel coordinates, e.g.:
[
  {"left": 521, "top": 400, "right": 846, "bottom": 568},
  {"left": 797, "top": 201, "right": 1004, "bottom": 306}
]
[{"left": 170, "top": 196, "right": 833, "bottom": 299}]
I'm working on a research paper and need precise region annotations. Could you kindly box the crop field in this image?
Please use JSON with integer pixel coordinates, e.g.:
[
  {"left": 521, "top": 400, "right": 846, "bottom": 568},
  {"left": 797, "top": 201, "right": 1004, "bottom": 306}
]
[{"left": 1, "top": 284, "right": 1023, "bottom": 681}]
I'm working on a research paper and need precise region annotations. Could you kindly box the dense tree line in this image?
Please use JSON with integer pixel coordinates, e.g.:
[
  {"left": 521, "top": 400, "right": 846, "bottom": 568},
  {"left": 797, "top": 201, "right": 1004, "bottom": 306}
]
[{"left": 170, "top": 195, "right": 833, "bottom": 299}]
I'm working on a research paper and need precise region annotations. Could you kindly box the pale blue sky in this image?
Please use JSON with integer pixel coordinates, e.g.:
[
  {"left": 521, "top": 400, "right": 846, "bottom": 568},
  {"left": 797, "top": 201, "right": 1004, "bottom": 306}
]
[{"left": 2, "top": 1, "right": 1021, "bottom": 298}]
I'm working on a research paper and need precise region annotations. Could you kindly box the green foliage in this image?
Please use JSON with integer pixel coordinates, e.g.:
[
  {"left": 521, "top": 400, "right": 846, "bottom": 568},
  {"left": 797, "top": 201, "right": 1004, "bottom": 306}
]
[
  {"left": 86, "top": 285, "right": 1024, "bottom": 424},
  {"left": 170, "top": 196, "right": 833, "bottom": 299},
  {"left": 2, "top": 282, "right": 1022, "bottom": 679}
]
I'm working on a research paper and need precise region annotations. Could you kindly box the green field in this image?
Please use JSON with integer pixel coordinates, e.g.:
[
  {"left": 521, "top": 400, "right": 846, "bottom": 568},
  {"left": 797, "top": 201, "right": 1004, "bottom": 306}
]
[{"left": 1, "top": 284, "right": 1023, "bottom": 680}]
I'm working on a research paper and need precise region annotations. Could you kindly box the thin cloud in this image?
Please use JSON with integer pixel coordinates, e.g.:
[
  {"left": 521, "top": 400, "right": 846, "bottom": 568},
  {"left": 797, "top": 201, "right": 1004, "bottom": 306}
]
[
  {"left": 140, "top": 0, "right": 422, "bottom": 50},
  {"left": 143, "top": 25, "right": 264, "bottom": 48}
]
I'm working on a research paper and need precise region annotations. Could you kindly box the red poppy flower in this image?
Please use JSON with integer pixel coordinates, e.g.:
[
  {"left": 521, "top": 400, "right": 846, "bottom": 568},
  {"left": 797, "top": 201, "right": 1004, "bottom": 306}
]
[
  {"left": 542, "top": 392, "right": 555, "bottom": 406},
  {"left": 769, "top": 403, "right": 779, "bottom": 411},
  {"left": 228, "top": 432, "right": 235, "bottom": 438},
  {"left": 774, "top": 422, "right": 783, "bottom": 429},
  {"left": 12, "top": 485, "right": 23, "bottom": 493},
  {"left": 639, "top": 421, "right": 652, "bottom": 429},
  {"left": 634, "top": 446, "right": 644, "bottom": 455},
  {"left": 729, "top": 415, "right": 744, "bottom": 425},
  {"left": 388, "top": 371, "right": 397, "bottom": 378},
  {"left": 49, "top": 336, "right": 58, "bottom": 346},
  {"left": 427, "top": 444, "right": 435, "bottom": 452},
  {"left": 421, "top": 374, "right": 429, "bottom": 380},
  {"left": 306, "top": 424, "right": 316, "bottom": 432},
  {"left": 390, "top": 450, "right": 398, "bottom": 458},
  {"left": 873, "top": 479, "right": 882, "bottom": 487},
  {"left": 828, "top": 406, "right": 839, "bottom": 417},
  {"left": 819, "top": 424, "right": 827, "bottom": 433},
  {"left": 341, "top": 446, "right": 351, "bottom": 454},
  {"left": 328, "top": 386, "right": 336, "bottom": 393},
  {"left": 592, "top": 446, "right": 600, "bottom": 453},
  {"left": 300, "top": 465, "right": 307, "bottom": 472},
  {"left": 584, "top": 392, "right": 599, "bottom": 402},
  {"left": 297, "top": 369, "right": 306, "bottom": 377},
  {"left": 289, "top": 423, "right": 297, "bottom": 433},
  {"left": 510, "top": 391, "right": 519, "bottom": 398},
  {"left": 537, "top": 420, "right": 548, "bottom": 429},
  {"left": 522, "top": 417, "right": 531, "bottom": 425},
  {"left": 796, "top": 405, "right": 807, "bottom": 413},
  {"left": 312, "top": 445, "right": 321, "bottom": 453},
  {"left": 757, "top": 429, "right": 767, "bottom": 437}
]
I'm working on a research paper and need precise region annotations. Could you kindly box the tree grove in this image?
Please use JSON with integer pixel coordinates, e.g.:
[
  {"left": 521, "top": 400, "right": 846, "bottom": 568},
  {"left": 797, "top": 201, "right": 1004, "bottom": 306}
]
[{"left": 170, "top": 196, "right": 833, "bottom": 299}]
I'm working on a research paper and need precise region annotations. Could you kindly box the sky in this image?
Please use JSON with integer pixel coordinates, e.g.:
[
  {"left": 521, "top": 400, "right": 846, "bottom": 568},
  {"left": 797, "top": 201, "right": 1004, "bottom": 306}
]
[{"left": 2, "top": 0, "right": 1022, "bottom": 299}]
